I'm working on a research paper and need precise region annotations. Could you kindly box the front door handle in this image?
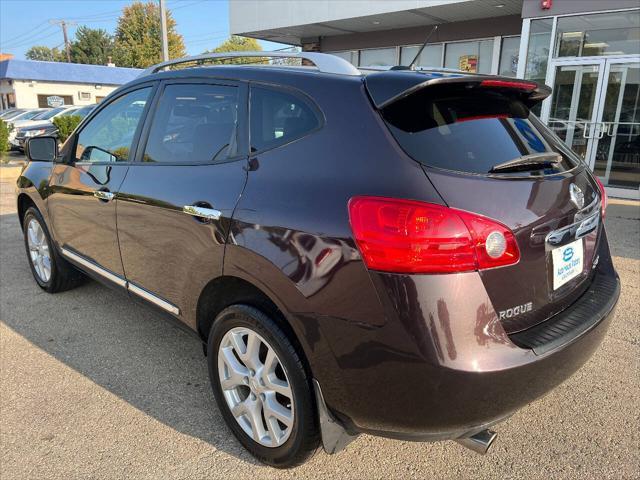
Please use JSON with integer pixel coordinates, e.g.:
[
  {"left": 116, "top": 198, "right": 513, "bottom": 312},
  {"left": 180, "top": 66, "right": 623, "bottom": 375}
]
[
  {"left": 94, "top": 190, "right": 115, "bottom": 202},
  {"left": 183, "top": 204, "right": 221, "bottom": 221}
]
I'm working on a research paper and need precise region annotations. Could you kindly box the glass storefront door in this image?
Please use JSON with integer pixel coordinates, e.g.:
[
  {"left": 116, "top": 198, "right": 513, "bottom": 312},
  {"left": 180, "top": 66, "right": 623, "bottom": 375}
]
[
  {"left": 546, "top": 61, "right": 604, "bottom": 161},
  {"left": 544, "top": 57, "right": 640, "bottom": 199},
  {"left": 592, "top": 62, "right": 639, "bottom": 194}
]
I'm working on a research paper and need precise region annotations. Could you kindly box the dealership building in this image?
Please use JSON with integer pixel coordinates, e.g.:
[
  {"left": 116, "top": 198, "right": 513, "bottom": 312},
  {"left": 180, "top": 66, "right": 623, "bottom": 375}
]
[
  {"left": 0, "top": 59, "right": 140, "bottom": 110},
  {"left": 231, "top": 0, "right": 640, "bottom": 199}
]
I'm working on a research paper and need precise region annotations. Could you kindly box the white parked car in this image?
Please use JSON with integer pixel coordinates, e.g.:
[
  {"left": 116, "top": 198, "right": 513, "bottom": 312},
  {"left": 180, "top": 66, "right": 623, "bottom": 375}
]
[
  {"left": 9, "top": 105, "right": 85, "bottom": 148},
  {"left": 6, "top": 109, "right": 48, "bottom": 144}
]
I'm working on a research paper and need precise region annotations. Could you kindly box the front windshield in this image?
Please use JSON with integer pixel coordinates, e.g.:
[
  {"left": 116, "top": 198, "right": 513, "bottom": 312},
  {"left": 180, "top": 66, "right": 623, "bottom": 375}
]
[
  {"left": 13, "top": 110, "right": 45, "bottom": 121},
  {"left": 2, "top": 110, "right": 27, "bottom": 120},
  {"left": 58, "top": 108, "right": 80, "bottom": 117},
  {"left": 34, "top": 107, "right": 66, "bottom": 120},
  {"left": 74, "top": 106, "right": 94, "bottom": 118}
]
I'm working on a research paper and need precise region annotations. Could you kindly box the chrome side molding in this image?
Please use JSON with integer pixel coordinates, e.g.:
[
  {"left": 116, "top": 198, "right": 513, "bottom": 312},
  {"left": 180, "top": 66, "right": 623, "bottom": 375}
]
[
  {"left": 61, "top": 248, "right": 127, "bottom": 287},
  {"left": 128, "top": 282, "right": 180, "bottom": 316},
  {"left": 183, "top": 205, "right": 221, "bottom": 221},
  {"left": 61, "top": 247, "right": 180, "bottom": 316}
]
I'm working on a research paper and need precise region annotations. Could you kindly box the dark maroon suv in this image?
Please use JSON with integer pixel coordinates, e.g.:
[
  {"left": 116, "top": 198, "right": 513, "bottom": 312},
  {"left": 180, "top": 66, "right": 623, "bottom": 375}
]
[{"left": 17, "top": 52, "right": 620, "bottom": 467}]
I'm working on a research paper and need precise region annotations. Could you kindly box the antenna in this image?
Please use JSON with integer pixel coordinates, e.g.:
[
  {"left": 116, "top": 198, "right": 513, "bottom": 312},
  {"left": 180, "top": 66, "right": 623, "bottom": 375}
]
[{"left": 408, "top": 25, "right": 439, "bottom": 70}]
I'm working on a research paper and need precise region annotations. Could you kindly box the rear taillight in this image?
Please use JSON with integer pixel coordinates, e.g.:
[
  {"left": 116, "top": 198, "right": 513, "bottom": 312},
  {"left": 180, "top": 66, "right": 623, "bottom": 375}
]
[
  {"left": 594, "top": 177, "right": 608, "bottom": 220},
  {"left": 348, "top": 196, "right": 520, "bottom": 274}
]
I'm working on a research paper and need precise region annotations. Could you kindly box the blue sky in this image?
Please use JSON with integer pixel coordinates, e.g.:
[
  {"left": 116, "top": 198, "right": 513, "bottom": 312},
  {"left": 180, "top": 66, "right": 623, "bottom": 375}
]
[{"left": 0, "top": 0, "right": 286, "bottom": 60}]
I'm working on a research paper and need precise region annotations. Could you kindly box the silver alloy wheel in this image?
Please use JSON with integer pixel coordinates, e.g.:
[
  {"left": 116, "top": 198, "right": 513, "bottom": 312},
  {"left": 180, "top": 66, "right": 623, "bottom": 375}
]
[
  {"left": 217, "top": 327, "right": 295, "bottom": 447},
  {"left": 26, "top": 218, "right": 51, "bottom": 283}
]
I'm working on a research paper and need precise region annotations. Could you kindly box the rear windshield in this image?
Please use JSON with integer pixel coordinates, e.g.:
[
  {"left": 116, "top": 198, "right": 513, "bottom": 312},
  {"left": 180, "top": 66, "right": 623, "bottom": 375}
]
[{"left": 381, "top": 87, "right": 578, "bottom": 175}]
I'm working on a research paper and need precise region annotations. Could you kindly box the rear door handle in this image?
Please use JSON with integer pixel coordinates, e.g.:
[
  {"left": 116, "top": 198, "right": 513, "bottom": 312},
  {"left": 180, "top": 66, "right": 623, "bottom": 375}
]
[
  {"left": 94, "top": 190, "right": 115, "bottom": 202},
  {"left": 183, "top": 204, "right": 221, "bottom": 221}
]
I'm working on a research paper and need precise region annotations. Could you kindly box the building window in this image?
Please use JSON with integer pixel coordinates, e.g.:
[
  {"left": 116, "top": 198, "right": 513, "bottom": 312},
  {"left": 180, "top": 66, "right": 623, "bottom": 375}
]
[
  {"left": 524, "top": 18, "right": 553, "bottom": 84},
  {"left": 359, "top": 48, "right": 396, "bottom": 67},
  {"left": 555, "top": 10, "right": 640, "bottom": 58},
  {"left": 399, "top": 44, "right": 443, "bottom": 68},
  {"left": 498, "top": 36, "right": 521, "bottom": 78},
  {"left": 444, "top": 39, "right": 494, "bottom": 74},
  {"left": 328, "top": 50, "right": 358, "bottom": 66}
]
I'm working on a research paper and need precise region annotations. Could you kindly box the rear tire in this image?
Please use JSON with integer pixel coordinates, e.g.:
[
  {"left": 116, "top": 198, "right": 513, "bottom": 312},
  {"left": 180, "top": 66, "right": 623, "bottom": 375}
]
[
  {"left": 22, "top": 207, "right": 84, "bottom": 293},
  {"left": 207, "top": 304, "right": 320, "bottom": 467}
]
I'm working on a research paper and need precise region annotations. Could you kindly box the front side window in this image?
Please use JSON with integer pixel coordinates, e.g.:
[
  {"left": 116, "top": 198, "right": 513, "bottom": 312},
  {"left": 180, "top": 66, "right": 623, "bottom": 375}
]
[
  {"left": 250, "top": 85, "right": 321, "bottom": 152},
  {"left": 143, "top": 83, "right": 239, "bottom": 163},
  {"left": 75, "top": 87, "right": 151, "bottom": 163}
]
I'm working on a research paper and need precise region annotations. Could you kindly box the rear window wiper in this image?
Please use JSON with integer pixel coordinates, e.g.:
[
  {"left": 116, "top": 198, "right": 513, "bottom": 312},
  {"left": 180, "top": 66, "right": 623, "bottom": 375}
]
[{"left": 489, "top": 153, "right": 562, "bottom": 173}]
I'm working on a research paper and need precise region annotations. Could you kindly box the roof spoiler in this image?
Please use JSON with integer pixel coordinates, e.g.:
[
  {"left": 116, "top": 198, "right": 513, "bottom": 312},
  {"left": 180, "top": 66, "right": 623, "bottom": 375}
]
[{"left": 365, "top": 71, "right": 552, "bottom": 109}]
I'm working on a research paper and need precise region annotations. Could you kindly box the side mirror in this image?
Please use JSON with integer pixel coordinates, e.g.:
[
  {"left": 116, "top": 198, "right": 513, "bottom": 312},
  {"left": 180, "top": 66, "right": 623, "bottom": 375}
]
[{"left": 25, "top": 136, "right": 57, "bottom": 162}]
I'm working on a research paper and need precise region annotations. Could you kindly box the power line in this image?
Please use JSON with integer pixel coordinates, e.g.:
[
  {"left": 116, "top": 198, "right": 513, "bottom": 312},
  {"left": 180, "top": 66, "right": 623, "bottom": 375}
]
[
  {"left": 0, "top": 20, "right": 51, "bottom": 46},
  {"left": 1, "top": 25, "right": 57, "bottom": 49},
  {"left": 182, "top": 30, "right": 228, "bottom": 41},
  {"left": 171, "top": 0, "right": 207, "bottom": 11},
  {"left": 1, "top": 29, "right": 59, "bottom": 50}
]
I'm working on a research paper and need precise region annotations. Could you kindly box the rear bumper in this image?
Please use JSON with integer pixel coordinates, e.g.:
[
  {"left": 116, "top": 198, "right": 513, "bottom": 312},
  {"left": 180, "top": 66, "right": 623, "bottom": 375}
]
[{"left": 313, "top": 234, "right": 619, "bottom": 441}]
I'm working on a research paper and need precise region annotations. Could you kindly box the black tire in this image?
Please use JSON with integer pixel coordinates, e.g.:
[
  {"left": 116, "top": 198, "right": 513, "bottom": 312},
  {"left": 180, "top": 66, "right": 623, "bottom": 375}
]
[
  {"left": 207, "top": 305, "right": 320, "bottom": 467},
  {"left": 22, "top": 206, "right": 84, "bottom": 293}
]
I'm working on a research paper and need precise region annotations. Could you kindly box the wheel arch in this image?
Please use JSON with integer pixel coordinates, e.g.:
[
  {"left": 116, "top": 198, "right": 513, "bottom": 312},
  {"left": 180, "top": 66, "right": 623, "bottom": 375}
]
[
  {"left": 17, "top": 193, "right": 37, "bottom": 230},
  {"left": 195, "top": 275, "right": 314, "bottom": 378}
]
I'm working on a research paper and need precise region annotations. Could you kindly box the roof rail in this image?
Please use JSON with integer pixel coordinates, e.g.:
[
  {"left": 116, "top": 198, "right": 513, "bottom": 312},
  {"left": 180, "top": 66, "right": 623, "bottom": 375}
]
[{"left": 139, "top": 51, "right": 361, "bottom": 77}]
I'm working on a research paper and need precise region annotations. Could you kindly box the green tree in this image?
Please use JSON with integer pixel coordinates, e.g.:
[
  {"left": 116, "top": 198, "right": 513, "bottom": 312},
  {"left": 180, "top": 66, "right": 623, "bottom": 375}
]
[
  {"left": 113, "top": 1, "right": 186, "bottom": 68},
  {"left": 70, "top": 26, "right": 114, "bottom": 65},
  {"left": 204, "top": 36, "right": 266, "bottom": 64},
  {"left": 25, "top": 45, "right": 66, "bottom": 62},
  {"left": 0, "top": 119, "right": 9, "bottom": 157}
]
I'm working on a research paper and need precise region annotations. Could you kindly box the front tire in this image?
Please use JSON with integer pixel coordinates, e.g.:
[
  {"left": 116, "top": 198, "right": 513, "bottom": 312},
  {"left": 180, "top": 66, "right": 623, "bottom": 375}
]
[
  {"left": 22, "top": 207, "right": 83, "bottom": 293},
  {"left": 207, "top": 305, "right": 319, "bottom": 467}
]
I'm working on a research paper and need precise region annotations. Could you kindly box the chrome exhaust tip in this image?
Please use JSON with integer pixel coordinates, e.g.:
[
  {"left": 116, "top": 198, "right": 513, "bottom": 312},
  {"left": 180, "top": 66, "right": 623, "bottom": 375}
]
[{"left": 455, "top": 429, "right": 497, "bottom": 455}]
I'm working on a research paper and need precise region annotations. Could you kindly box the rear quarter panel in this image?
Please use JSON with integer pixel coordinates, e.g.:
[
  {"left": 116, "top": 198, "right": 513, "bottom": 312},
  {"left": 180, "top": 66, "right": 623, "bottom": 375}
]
[{"left": 224, "top": 74, "right": 444, "bottom": 412}]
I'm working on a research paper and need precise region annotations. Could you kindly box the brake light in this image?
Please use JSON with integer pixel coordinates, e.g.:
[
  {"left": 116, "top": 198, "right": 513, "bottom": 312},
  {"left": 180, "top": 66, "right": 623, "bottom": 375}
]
[
  {"left": 348, "top": 197, "right": 520, "bottom": 274},
  {"left": 480, "top": 79, "right": 537, "bottom": 92},
  {"left": 595, "top": 176, "right": 608, "bottom": 220}
]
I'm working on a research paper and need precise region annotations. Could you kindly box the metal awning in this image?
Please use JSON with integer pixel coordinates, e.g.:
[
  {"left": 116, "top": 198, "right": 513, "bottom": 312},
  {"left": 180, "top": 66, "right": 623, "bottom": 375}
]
[{"left": 231, "top": 0, "right": 523, "bottom": 45}]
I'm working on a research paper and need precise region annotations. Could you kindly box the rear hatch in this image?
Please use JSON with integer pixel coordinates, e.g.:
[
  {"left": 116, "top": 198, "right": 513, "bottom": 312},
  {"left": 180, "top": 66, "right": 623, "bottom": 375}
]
[{"left": 366, "top": 70, "right": 604, "bottom": 333}]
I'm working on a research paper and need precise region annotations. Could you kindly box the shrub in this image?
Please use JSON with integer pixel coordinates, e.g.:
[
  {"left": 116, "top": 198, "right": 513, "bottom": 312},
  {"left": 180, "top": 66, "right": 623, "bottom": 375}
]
[
  {"left": 52, "top": 115, "right": 82, "bottom": 143},
  {"left": 0, "top": 119, "right": 9, "bottom": 154}
]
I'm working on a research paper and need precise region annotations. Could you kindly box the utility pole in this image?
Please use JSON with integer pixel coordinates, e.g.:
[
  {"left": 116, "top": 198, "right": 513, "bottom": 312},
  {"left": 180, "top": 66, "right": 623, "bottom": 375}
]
[
  {"left": 159, "top": 0, "right": 169, "bottom": 62},
  {"left": 49, "top": 19, "right": 77, "bottom": 62}
]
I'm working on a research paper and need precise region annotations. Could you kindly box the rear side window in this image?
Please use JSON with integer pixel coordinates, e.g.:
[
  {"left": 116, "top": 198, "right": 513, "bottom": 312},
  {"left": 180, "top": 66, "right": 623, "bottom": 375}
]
[
  {"left": 250, "top": 85, "right": 321, "bottom": 152},
  {"left": 382, "top": 87, "right": 577, "bottom": 175},
  {"left": 143, "top": 83, "right": 239, "bottom": 163}
]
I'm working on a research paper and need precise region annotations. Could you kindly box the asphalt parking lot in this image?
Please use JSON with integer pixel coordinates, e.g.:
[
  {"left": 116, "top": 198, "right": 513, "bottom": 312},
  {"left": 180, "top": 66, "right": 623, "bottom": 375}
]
[{"left": 1, "top": 166, "right": 638, "bottom": 479}]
